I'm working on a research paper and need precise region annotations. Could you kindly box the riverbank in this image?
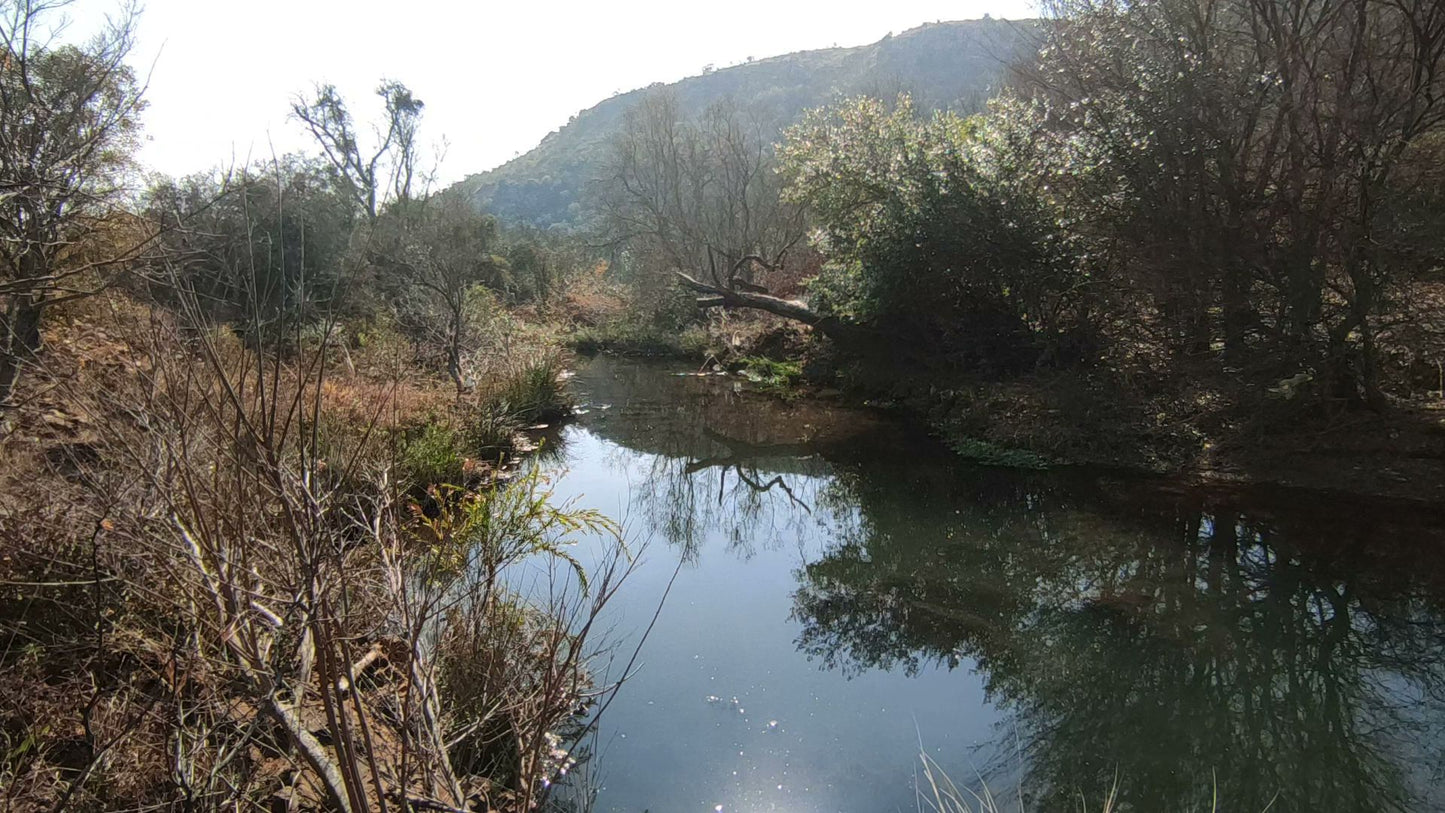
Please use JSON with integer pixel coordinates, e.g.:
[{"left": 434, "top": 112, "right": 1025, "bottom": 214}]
[
  {"left": 885, "top": 366, "right": 1445, "bottom": 505},
  {"left": 571, "top": 315, "right": 1445, "bottom": 505}
]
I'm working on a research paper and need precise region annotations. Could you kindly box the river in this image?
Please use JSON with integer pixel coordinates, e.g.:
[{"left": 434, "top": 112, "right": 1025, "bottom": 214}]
[{"left": 537, "top": 356, "right": 1445, "bottom": 812}]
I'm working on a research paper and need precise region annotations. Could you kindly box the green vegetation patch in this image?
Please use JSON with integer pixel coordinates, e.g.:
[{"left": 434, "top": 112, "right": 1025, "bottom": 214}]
[
  {"left": 568, "top": 320, "right": 712, "bottom": 359},
  {"left": 946, "top": 435, "right": 1050, "bottom": 470},
  {"left": 738, "top": 356, "right": 804, "bottom": 398},
  {"left": 400, "top": 421, "right": 469, "bottom": 489},
  {"left": 494, "top": 356, "right": 573, "bottom": 424}
]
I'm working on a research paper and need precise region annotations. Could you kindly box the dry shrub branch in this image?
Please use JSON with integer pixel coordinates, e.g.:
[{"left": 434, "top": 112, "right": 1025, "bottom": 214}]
[{"left": 0, "top": 269, "right": 632, "bottom": 811}]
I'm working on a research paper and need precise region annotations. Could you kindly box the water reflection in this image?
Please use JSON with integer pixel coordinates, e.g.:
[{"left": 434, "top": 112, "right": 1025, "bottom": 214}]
[
  {"left": 563, "top": 357, "right": 1445, "bottom": 812},
  {"left": 630, "top": 443, "right": 829, "bottom": 561},
  {"left": 793, "top": 461, "right": 1445, "bottom": 811},
  {"left": 571, "top": 357, "right": 879, "bottom": 561}
]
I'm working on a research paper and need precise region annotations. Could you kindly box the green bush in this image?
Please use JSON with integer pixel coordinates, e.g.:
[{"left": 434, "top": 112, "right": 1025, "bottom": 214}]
[
  {"left": 399, "top": 358, "right": 575, "bottom": 491},
  {"left": 779, "top": 96, "right": 1087, "bottom": 372}
]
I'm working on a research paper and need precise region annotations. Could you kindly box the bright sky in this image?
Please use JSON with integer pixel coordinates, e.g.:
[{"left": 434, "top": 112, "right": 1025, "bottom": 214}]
[{"left": 66, "top": 0, "right": 1038, "bottom": 185}]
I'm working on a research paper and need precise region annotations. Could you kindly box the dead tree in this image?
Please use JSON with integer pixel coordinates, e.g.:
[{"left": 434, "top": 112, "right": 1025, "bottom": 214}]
[{"left": 675, "top": 247, "right": 863, "bottom": 343}]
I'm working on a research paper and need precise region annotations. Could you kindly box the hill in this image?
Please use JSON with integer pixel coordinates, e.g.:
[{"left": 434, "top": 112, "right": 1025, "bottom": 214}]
[{"left": 455, "top": 18, "right": 1038, "bottom": 229}]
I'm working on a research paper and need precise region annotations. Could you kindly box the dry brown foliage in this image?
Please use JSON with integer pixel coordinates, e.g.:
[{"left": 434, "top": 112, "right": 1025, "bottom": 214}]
[{"left": 0, "top": 292, "right": 630, "bottom": 811}]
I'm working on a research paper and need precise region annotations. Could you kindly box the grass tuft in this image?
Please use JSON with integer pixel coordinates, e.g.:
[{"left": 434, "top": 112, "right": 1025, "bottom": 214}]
[{"left": 494, "top": 356, "right": 573, "bottom": 424}]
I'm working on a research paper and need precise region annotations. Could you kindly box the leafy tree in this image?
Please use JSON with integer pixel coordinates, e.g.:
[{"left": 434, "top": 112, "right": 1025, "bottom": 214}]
[
  {"left": 141, "top": 157, "right": 356, "bottom": 326},
  {"left": 505, "top": 240, "right": 554, "bottom": 305},
  {"left": 0, "top": 0, "right": 146, "bottom": 406},
  {"left": 780, "top": 96, "right": 1089, "bottom": 370},
  {"left": 371, "top": 194, "right": 506, "bottom": 391},
  {"left": 292, "top": 76, "right": 506, "bottom": 391},
  {"left": 1020, "top": 0, "right": 1445, "bottom": 402},
  {"left": 291, "top": 80, "right": 425, "bottom": 220}
]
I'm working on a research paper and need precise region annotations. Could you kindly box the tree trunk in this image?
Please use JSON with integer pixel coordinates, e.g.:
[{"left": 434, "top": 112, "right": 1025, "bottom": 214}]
[
  {"left": 674, "top": 272, "right": 867, "bottom": 344},
  {"left": 446, "top": 304, "right": 468, "bottom": 394},
  {"left": 0, "top": 294, "right": 44, "bottom": 407},
  {"left": 1346, "top": 257, "right": 1387, "bottom": 410},
  {"left": 1222, "top": 264, "right": 1250, "bottom": 364}
]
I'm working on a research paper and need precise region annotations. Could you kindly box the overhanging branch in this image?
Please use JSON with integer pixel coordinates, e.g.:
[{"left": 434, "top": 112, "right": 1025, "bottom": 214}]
[
  {"left": 674, "top": 271, "right": 866, "bottom": 342},
  {"left": 675, "top": 271, "right": 811, "bottom": 318}
]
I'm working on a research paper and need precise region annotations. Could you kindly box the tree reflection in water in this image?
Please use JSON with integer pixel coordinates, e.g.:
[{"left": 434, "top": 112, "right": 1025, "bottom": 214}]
[
  {"left": 629, "top": 436, "right": 831, "bottom": 562},
  {"left": 793, "top": 461, "right": 1445, "bottom": 811},
  {"left": 571, "top": 357, "right": 867, "bottom": 562},
  {"left": 570, "top": 357, "right": 1445, "bottom": 812}
]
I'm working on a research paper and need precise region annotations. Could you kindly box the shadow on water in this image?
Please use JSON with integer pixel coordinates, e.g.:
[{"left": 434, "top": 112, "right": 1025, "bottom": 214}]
[{"left": 559, "top": 356, "right": 1445, "bottom": 812}]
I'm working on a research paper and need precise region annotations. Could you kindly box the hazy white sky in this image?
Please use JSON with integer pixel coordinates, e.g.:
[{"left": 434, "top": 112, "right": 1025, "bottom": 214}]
[{"left": 66, "top": 0, "right": 1038, "bottom": 184}]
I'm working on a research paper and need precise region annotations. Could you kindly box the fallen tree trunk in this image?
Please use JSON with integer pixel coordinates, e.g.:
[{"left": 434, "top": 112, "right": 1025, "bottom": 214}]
[{"left": 674, "top": 272, "right": 862, "bottom": 342}]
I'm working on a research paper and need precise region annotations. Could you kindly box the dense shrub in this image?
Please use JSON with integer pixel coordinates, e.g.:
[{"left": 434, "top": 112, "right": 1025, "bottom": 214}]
[{"left": 780, "top": 97, "right": 1091, "bottom": 373}]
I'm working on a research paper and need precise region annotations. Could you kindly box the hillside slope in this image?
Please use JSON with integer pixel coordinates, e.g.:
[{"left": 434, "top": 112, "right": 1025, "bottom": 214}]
[{"left": 456, "top": 18, "right": 1037, "bottom": 229}]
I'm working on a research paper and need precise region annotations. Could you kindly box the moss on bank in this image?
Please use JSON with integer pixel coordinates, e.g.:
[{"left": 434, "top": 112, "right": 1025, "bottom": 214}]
[{"left": 945, "top": 435, "right": 1051, "bottom": 469}]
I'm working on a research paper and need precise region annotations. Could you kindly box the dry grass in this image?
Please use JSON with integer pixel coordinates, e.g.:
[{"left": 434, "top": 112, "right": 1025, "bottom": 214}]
[
  {"left": 0, "top": 291, "right": 630, "bottom": 811},
  {"left": 918, "top": 752, "right": 1120, "bottom": 813}
]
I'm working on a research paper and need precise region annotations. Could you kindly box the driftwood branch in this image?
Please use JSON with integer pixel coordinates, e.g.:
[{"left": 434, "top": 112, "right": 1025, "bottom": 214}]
[
  {"left": 264, "top": 696, "right": 356, "bottom": 813},
  {"left": 734, "top": 467, "right": 813, "bottom": 514},
  {"left": 675, "top": 271, "right": 857, "bottom": 341},
  {"left": 336, "top": 642, "right": 388, "bottom": 694}
]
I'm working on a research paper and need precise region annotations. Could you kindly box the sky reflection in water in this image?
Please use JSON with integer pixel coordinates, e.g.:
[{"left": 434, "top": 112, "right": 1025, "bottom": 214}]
[{"left": 541, "top": 357, "right": 1445, "bottom": 813}]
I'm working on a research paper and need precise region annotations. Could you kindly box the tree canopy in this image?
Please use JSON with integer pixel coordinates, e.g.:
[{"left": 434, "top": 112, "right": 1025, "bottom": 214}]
[{"left": 0, "top": 0, "right": 146, "bottom": 404}]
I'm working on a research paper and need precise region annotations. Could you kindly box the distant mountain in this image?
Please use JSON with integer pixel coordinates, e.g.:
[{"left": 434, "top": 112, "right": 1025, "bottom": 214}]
[{"left": 455, "top": 18, "right": 1038, "bottom": 229}]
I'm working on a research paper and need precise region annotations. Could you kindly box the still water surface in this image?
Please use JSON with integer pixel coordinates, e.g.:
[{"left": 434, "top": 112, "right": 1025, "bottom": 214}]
[{"left": 542, "top": 357, "right": 1445, "bottom": 812}]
